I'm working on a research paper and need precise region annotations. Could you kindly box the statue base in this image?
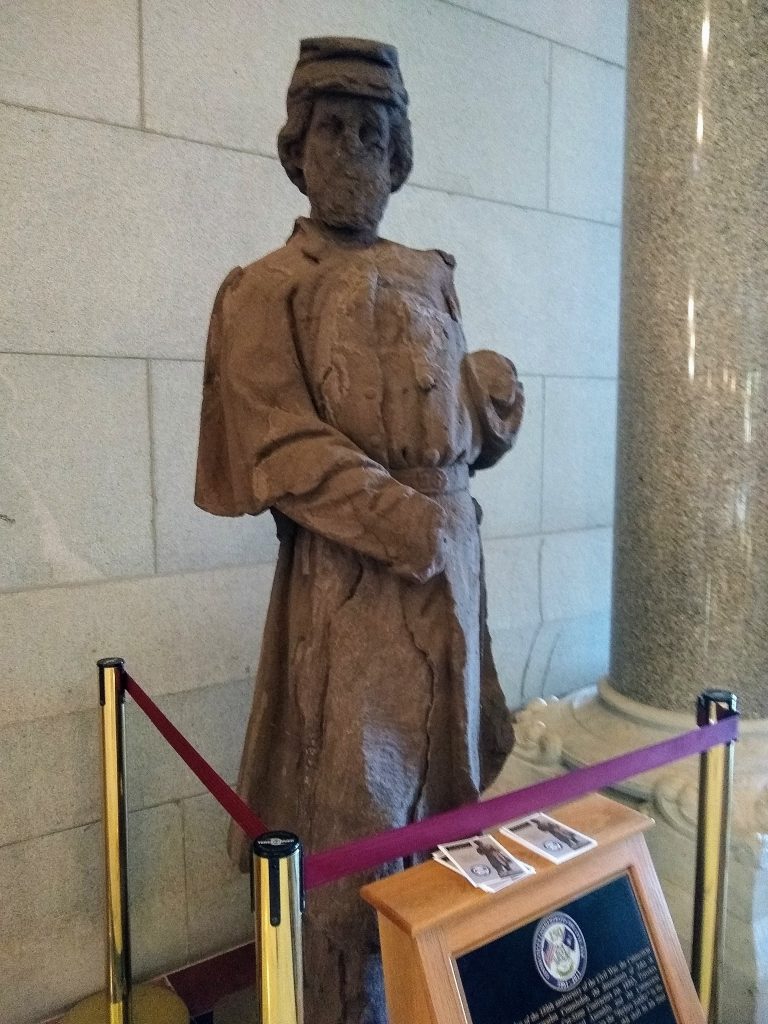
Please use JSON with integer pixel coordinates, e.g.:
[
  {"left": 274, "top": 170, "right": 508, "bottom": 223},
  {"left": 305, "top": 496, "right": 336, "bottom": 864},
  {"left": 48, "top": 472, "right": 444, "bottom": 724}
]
[{"left": 489, "top": 680, "right": 768, "bottom": 1024}]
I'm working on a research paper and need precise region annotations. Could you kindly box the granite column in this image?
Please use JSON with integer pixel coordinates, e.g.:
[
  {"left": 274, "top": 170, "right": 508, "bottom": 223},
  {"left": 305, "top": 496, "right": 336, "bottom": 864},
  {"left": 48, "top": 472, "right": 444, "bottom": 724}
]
[
  {"left": 612, "top": 0, "right": 768, "bottom": 719},
  {"left": 494, "top": 3, "right": 768, "bottom": 1019}
]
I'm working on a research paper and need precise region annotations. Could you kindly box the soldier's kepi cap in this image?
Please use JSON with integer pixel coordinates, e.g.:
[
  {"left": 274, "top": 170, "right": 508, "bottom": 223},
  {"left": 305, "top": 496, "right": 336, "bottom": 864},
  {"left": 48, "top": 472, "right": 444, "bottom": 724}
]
[{"left": 287, "top": 36, "right": 408, "bottom": 111}]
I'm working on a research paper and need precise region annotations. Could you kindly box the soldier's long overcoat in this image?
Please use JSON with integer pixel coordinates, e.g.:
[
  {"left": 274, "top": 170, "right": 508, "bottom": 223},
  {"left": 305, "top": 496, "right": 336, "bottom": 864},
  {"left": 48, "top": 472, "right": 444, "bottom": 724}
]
[{"left": 196, "top": 216, "right": 522, "bottom": 1023}]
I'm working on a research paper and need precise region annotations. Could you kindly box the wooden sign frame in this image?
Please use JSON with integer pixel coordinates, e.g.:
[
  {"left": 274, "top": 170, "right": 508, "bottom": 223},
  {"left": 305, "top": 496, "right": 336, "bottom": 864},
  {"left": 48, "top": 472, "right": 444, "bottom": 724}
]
[{"left": 361, "top": 794, "right": 705, "bottom": 1024}]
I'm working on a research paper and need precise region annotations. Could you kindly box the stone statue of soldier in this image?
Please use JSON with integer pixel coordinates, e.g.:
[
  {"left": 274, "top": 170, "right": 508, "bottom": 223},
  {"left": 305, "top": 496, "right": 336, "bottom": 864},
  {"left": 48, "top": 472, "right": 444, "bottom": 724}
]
[{"left": 196, "top": 37, "right": 524, "bottom": 1024}]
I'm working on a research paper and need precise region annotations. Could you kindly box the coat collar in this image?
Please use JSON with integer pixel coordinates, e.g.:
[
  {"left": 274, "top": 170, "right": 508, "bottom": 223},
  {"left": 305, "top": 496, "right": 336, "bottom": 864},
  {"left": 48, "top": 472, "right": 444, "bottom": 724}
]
[{"left": 288, "top": 216, "right": 386, "bottom": 263}]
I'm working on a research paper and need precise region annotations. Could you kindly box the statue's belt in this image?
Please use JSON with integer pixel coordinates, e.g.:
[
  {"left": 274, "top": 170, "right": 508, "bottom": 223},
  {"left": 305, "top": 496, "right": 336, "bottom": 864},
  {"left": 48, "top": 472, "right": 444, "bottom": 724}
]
[{"left": 390, "top": 463, "right": 469, "bottom": 496}]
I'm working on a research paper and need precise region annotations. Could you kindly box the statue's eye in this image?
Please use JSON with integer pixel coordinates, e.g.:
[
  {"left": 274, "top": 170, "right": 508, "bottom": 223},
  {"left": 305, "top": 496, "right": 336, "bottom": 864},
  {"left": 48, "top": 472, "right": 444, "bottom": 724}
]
[
  {"left": 320, "top": 115, "right": 344, "bottom": 135},
  {"left": 359, "top": 122, "right": 383, "bottom": 148}
]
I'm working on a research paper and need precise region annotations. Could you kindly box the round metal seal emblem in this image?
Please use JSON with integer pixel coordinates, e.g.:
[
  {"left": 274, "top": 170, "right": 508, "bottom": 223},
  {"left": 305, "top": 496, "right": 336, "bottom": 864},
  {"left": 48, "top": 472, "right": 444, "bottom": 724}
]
[
  {"left": 543, "top": 839, "right": 564, "bottom": 853},
  {"left": 469, "top": 864, "right": 492, "bottom": 879},
  {"left": 533, "top": 913, "right": 587, "bottom": 991}
]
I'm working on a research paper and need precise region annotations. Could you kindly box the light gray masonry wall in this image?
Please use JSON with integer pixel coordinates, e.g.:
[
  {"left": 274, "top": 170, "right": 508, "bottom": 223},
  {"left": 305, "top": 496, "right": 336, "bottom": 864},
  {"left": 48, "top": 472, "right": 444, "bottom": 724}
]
[{"left": 0, "top": 2, "right": 626, "bottom": 1020}]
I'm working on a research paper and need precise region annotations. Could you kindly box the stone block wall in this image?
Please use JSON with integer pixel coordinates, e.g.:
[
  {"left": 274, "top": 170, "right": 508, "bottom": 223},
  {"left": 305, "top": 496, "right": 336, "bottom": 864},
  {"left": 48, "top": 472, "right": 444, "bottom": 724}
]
[{"left": 0, "top": 2, "right": 626, "bottom": 1020}]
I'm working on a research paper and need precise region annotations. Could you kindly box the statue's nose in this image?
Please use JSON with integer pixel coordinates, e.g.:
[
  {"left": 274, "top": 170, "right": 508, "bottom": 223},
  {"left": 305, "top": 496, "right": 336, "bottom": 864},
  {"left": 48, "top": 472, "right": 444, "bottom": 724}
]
[{"left": 339, "top": 126, "right": 364, "bottom": 155}]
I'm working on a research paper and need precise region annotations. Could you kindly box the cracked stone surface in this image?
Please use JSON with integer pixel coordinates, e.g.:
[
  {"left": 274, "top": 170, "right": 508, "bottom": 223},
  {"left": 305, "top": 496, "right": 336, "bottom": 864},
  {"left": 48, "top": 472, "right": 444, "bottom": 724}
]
[{"left": 195, "top": 37, "right": 524, "bottom": 1024}]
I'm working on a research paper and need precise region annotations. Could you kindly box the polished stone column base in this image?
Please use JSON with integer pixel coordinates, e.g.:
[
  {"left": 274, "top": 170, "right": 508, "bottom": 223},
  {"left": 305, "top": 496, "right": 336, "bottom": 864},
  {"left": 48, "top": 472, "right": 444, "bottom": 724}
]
[{"left": 490, "top": 684, "right": 768, "bottom": 1024}]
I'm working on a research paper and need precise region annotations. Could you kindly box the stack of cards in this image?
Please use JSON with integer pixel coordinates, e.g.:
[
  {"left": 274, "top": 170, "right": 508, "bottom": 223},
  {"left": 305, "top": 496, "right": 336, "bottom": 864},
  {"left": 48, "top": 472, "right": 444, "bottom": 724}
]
[
  {"left": 499, "top": 813, "right": 597, "bottom": 863},
  {"left": 433, "top": 834, "right": 534, "bottom": 893},
  {"left": 432, "top": 814, "right": 597, "bottom": 892}
]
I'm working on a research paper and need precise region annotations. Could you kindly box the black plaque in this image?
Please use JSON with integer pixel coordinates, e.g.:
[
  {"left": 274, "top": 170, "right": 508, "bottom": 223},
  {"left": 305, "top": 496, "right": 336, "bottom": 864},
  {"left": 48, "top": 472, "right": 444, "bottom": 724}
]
[{"left": 457, "top": 874, "right": 677, "bottom": 1024}]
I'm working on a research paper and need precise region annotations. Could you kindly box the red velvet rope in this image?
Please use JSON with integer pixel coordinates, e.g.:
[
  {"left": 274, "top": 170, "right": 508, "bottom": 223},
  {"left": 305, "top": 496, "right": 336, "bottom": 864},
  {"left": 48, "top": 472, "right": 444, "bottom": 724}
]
[
  {"left": 124, "top": 673, "right": 267, "bottom": 838},
  {"left": 305, "top": 714, "right": 738, "bottom": 888},
  {"left": 122, "top": 672, "right": 738, "bottom": 890}
]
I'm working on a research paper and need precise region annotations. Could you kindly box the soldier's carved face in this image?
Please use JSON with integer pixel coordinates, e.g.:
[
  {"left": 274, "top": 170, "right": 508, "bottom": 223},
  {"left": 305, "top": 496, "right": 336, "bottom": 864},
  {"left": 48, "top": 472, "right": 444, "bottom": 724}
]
[{"left": 301, "top": 95, "right": 392, "bottom": 234}]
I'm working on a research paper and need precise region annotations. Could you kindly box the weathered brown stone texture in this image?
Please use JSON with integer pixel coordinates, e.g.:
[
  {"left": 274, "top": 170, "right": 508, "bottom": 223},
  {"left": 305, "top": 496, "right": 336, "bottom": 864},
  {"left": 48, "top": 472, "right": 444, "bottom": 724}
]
[{"left": 196, "top": 37, "right": 524, "bottom": 1023}]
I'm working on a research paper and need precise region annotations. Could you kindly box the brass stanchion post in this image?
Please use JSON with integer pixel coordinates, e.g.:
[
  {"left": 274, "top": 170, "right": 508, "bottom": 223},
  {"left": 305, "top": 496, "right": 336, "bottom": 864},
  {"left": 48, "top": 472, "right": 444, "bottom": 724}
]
[
  {"left": 99, "top": 657, "right": 132, "bottom": 1022},
  {"left": 252, "top": 831, "right": 305, "bottom": 1024},
  {"left": 691, "top": 689, "right": 737, "bottom": 1023},
  {"left": 64, "top": 660, "right": 188, "bottom": 1024}
]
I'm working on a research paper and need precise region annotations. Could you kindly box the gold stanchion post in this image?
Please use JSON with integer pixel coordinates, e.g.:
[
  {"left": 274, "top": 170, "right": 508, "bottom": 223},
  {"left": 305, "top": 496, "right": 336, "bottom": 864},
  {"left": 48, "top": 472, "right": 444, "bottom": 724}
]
[
  {"left": 252, "top": 831, "right": 305, "bottom": 1024},
  {"left": 64, "top": 659, "right": 189, "bottom": 1024},
  {"left": 691, "top": 689, "right": 737, "bottom": 1023}
]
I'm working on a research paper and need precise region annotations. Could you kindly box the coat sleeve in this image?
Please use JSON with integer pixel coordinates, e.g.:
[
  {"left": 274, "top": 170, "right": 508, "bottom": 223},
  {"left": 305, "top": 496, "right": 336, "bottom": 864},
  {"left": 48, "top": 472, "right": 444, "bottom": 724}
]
[
  {"left": 462, "top": 349, "right": 525, "bottom": 471},
  {"left": 195, "top": 261, "right": 447, "bottom": 582},
  {"left": 436, "top": 251, "right": 524, "bottom": 473}
]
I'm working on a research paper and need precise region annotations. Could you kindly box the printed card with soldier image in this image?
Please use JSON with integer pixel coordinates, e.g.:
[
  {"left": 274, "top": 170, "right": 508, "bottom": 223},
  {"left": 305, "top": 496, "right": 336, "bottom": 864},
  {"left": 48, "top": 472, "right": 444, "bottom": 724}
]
[
  {"left": 432, "top": 852, "right": 467, "bottom": 877},
  {"left": 499, "top": 813, "right": 596, "bottom": 864},
  {"left": 437, "top": 835, "right": 534, "bottom": 892}
]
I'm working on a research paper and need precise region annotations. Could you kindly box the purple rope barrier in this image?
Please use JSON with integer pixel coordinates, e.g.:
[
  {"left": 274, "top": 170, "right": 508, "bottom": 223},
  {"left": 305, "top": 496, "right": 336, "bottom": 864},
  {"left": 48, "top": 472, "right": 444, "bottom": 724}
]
[
  {"left": 304, "top": 714, "right": 739, "bottom": 888},
  {"left": 119, "top": 671, "right": 738, "bottom": 890}
]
